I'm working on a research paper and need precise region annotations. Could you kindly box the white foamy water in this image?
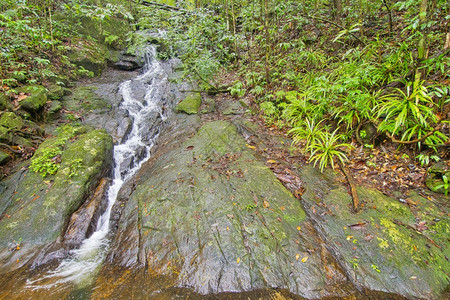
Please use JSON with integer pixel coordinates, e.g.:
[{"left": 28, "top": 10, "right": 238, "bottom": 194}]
[{"left": 26, "top": 45, "right": 168, "bottom": 290}]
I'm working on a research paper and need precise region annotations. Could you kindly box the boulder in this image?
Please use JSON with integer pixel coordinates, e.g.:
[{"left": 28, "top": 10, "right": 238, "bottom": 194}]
[
  {"left": 300, "top": 165, "right": 449, "bottom": 299},
  {"left": 68, "top": 39, "right": 110, "bottom": 76},
  {"left": 0, "top": 112, "right": 24, "bottom": 131},
  {"left": 0, "top": 127, "right": 113, "bottom": 273},
  {"left": 0, "top": 93, "right": 12, "bottom": 111},
  {"left": 47, "top": 84, "right": 71, "bottom": 100},
  {"left": 0, "top": 126, "right": 11, "bottom": 143},
  {"left": 175, "top": 92, "right": 202, "bottom": 114},
  {"left": 16, "top": 85, "right": 48, "bottom": 112}
]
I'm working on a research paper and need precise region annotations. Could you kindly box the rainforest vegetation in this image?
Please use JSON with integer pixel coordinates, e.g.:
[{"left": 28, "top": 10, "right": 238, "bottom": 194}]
[{"left": 0, "top": 0, "right": 449, "bottom": 194}]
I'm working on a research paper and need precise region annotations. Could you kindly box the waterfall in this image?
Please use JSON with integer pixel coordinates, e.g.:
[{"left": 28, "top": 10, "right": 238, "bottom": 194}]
[{"left": 26, "top": 45, "right": 168, "bottom": 289}]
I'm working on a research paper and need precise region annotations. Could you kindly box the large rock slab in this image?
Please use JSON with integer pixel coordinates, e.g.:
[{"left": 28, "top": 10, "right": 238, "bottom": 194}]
[
  {"left": 0, "top": 127, "right": 113, "bottom": 273},
  {"left": 100, "top": 121, "right": 356, "bottom": 298},
  {"left": 300, "top": 166, "right": 449, "bottom": 299}
]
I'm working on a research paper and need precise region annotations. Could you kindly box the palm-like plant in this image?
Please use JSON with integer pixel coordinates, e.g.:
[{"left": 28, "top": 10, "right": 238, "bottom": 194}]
[
  {"left": 288, "top": 118, "right": 324, "bottom": 153},
  {"left": 308, "top": 129, "right": 354, "bottom": 173},
  {"left": 376, "top": 81, "right": 438, "bottom": 143}
]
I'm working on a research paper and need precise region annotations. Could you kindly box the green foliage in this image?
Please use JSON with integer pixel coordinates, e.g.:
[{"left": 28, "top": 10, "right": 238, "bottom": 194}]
[
  {"left": 131, "top": 6, "right": 233, "bottom": 87},
  {"left": 376, "top": 81, "right": 446, "bottom": 148},
  {"left": 434, "top": 174, "right": 449, "bottom": 196},
  {"left": 68, "top": 158, "right": 83, "bottom": 178},
  {"left": 0, "top": 1, "right": 133, "bottom": 87},
  {"left": 416, "top": 153, "right": 440, "bottom": 167},
  {"left": 229, "top": 81, "right": 246, "bottom": 98},
  {"left": 30, "top": 147, "right": 62, "bottom": 177},
  {"left": 30, "top": 124, "right": 81, "bottom": 178},
  {"left": 260, "top": 101, "right": 278, "bottom": 125},
  {"left": 308, "top": 129, "right": 354, "bottom": 173}
]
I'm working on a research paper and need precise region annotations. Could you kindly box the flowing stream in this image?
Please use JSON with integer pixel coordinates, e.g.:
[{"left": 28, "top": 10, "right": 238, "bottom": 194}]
[{"left": 26, "top": 45, "right": 168, "bottom": 290}]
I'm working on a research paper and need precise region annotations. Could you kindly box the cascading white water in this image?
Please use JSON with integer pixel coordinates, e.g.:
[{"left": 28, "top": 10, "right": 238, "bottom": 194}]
[{"left": 26, "top": 45, "right": 168, "bottom": 289}]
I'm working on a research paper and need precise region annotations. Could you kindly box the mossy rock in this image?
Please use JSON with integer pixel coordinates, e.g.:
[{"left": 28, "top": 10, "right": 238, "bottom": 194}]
[
  {"left": 48, "top": 75, "right": 71, "bottom": 87},
  {"left": 0, "top": 151, "right": 10, "bottom": 165},
  {"left": 0, "top": 126, "right": 11, "bottom": 143},
  {"left": 222, "top": 100, "right": 245, "bottom": 115},
  {"left": 300, "top": 165, "right": 450, "bottom": 299},
  {"left": 105, "top": 121, "right": 342, "bottom": 297},
  {"left": 16, "top": 85, "right": 48, "bottom": 112},
  {"left": 0, "top": 94, "right": 12, "bottom": 111},
  {"left": 0, "top": 127, "right": 113, "bottom": 272},
  {"left": 426, "top": 162, "right": 450, "bottom": 194},
  {"left": 0, "top": 112, "right": 24, "bottom": 131},
  {"left": 48, "top": 84, "right": 71, "bottom": 100},
  {"left": 68, "top": 39, "right": 110, "bottom": 76},
  {"left": 63, "top": 86, "right": 110, "bottom": 113},
  {"left": 12, "top": 136, "right": 33, "bottom": 148},
  {"left": 201, "top": 97, "right": 215, "bottom": 113},
  {"left": 175, "top": 92, "right": 202, "bottom": 114},
  {"left": 47, "top": 100, "right": 63, "bottom": 116}
]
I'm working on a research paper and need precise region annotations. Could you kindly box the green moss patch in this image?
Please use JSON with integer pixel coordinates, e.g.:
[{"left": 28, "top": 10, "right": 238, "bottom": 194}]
[
  {"left": 0, "top": 126, "right": 113, "bottom": 272},
  {"left": 175, "top": 92, "right": 202, "bottom": 114},
  {"left": 16, "top": 85, "right": 48, "bottom": 112},
  {"left": 300, "top": 165, "right": 450, "bottom": 299}
]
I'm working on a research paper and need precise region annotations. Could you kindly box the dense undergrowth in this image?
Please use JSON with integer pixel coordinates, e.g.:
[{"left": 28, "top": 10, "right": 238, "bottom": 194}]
[
  {"left": 130, "top": 0, "right": 449, "bottom": 193},
  {"left": 0, "top": 0, "right": 132, "bottom": 89},
  {"left": 1, "top": 0, "right": 449, "bottom": 193}
]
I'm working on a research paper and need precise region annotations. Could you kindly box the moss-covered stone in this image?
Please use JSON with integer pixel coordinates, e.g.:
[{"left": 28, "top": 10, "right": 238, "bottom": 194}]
[
  {"left": 175, "top": 92, "right": 201, "bottom": 114},
  {"left": 0, "top": 112, "right": 24, "bottom": 131},
  {"left": 48, "top": 74, "right": 71, "bottom": 87},
  {"left": 0, "top": 151, "right": 10, "bottom": 165},
  {"left": 0, "top": 94, "right": 12, "bottom": 111},
  {"left": 0, "top": 127, "right": 113, "bottom": 273},
  {"left": 202, "top": 97, "right": 215, "bottom": 113},
  {"left": 300, "top": 165, "right": 449, "bottom": 299},
  {"left": 222, "top": 100, "right": 245, "bottom": 115},
  {"left": 68, "top": 39, "right": 110, "bottom": 76},
  {"left": 0, "top": 126, "right": 11, "bottom": 143},
  {"left": 16, "top": 85, "right": 48, "bottom": 112},
  {"left": 47, "top": 100, "right": 63, "bottom": 117},
  {"left": 62, "top": 86, "right": 110, "bottom": 113},
  {"left": 47, "top": 84, "right": 70, "bottom": 100}
]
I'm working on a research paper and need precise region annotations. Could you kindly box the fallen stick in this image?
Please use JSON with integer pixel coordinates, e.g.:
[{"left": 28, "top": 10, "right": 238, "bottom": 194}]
[{"left": 338, "top": 160, "right": 360, "bottom": 213}]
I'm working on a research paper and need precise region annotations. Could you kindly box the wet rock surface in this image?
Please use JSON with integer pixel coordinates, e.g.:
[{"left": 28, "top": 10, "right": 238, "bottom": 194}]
[
  {"left": 102, "top": 120, "right": 357, "bottom": 298},
  {"left": 300, "top": 166, "right": 449, "bottom": 299},
  {"left": 0, "top": 127, "right": 113, "bottom": 273}
]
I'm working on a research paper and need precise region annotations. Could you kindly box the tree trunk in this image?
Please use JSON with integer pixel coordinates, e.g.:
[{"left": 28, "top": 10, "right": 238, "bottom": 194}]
[{"left": 332, "top": 0, "right": 342, "bottom": 23}]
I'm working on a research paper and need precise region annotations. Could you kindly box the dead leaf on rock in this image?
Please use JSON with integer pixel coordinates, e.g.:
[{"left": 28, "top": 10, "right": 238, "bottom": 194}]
[
  {"left": 17, "top": 93, "right": 28, "bottom": 101},
  {"left": 263, "top": 200, "right": 270, "bottom": 208},
  {"left": 293, "top": 187, "right": 305, "bottom": 199}
]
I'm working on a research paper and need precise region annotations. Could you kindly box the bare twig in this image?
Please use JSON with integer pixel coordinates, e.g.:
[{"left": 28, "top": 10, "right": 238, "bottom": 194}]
[
  {"left": 338, "top": 160, "right": 360, "bottom": 213},
  {"left": 0, "top": 143, "right": 21, "bottom": 154}
]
